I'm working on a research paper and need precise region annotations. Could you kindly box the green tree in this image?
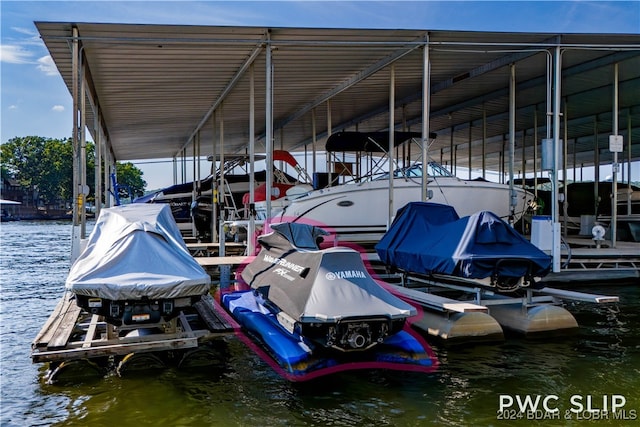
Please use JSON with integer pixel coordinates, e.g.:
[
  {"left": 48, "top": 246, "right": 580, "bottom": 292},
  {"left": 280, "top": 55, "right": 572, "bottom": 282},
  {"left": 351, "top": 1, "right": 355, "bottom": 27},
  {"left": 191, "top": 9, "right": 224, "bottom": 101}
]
[
  {"left": 1, "top": 136, "right": 146, "bottom": 205},
  {"left": 1, "top": 136, "right": 96, "bottom": 205},
  {"left": 114, "top": 162, "right": 146, "bottom": 199},
  {"left": 1, "top": 135, "right": 47, "bottom": 190}
]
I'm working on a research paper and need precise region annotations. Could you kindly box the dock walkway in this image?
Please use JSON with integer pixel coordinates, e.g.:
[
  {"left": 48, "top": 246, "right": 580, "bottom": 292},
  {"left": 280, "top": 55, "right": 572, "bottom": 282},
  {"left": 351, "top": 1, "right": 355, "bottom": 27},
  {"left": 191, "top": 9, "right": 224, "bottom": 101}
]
[
  {"left": 31, "top": 293, "right": 234, "bottom": 365},
  {"left": 540, "top": 237, "right": 640, "bottom": 283}
]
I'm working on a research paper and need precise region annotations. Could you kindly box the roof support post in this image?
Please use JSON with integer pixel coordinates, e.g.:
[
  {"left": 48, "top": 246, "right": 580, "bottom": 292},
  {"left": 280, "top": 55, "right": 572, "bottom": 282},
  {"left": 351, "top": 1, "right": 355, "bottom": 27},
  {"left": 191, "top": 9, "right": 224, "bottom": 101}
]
[
  {"left": 218, "top": 105, "right": 231, "bottom": 287},
  {"left": 594, "top": 118, "right": 599, "bottom": 215},
  {"left": 611, "top": 62, "right": 619, "bottom": 248},
  {"left": 421, "top": 39, "right": 431, "bottom": 201},
  {"left": 533, "top": 109, "right": 538, "bottom": 198},
  {"left": 192, "top": 131, "right": 200, "bottom": 238},
  {"left": 265, "top": 36, "right": 273, "bottom": 221},
  {"left": 79, "top": 54, "right": 88, "bottom": 239},
  {"left": 102, "top": 128, "right": 111, "bottom": 208},
  {"left": 563, "top": 98, "right": 569, "bottom": 237},
  {"left": 106, "top": 139, "right": 114, "bottom": 208},
  {"left": 312, "top": 108, "right": 317, "bottom": 175},
  {"left": 172, "top": 157, "right": 177, "bottom": 185},
  {"left": 388, "top": 64, "right": 395, "bottom": 229},
  {"left": 218, "top": 105, "right": 228, "bottom": 255},
  {"left": 483, "top": 109, "right": 487, "bottom": 179},
  {"left": 626, "top": 110, "right": 632, "bottom": 215},
  {"left": 182, "top": 149, "right": 187, "bottom": 183},
  {"left": 508, "top": 63, "right": 516, "bottom": 225},
  {"left": 468, "top": 122, "right": 473, "bottom": 180},
  {"left": 248, "top": 63, "right": 256, "bottom": 255},
  {"left": 196, "top": 132, "right": 201, "bottom": 183},
  {"left": 551, "top": 45, "right": 562, "bottom": 273},
  {"left": 573, "top": 136, "right": 577, "bottom": 183},
  {"left": 450, "top": 127, "right": 454, "bottom": 175},
  {"left": 326, "top": 100, "right": 332, "bottom": 185},
  {"left": 94, "top": 110, "right": 102, "bottom": 216},
  {"left": 72, "top": 26, "right": 79, "bottom": 229},
  {"left": 211, "top": 112, "right": 218, "bottom": 243},
  {"left": 521, "top": 129, "right": 527, "bottom": 189}
]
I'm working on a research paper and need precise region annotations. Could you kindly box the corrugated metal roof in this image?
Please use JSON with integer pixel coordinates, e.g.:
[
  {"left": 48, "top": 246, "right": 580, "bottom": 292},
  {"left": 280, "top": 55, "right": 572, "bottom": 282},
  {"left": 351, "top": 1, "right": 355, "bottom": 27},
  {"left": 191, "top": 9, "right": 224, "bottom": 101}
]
[{"left": 35, "top": 22, "right": 640, "bottom": 175}]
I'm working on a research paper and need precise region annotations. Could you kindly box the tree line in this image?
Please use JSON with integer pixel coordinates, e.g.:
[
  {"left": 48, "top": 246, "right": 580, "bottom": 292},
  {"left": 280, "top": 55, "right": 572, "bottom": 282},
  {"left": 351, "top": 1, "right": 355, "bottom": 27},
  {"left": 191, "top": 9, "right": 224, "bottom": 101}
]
[{"left": 1, "top": 136, "right": 146, "bottom": 206}]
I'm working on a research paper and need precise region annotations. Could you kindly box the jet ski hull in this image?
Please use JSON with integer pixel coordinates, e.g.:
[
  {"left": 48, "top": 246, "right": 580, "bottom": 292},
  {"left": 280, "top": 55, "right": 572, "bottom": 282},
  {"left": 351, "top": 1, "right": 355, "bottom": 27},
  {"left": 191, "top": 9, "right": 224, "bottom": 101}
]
[{"left": 221, "top": 290, "right": 436, "bottom": 381}]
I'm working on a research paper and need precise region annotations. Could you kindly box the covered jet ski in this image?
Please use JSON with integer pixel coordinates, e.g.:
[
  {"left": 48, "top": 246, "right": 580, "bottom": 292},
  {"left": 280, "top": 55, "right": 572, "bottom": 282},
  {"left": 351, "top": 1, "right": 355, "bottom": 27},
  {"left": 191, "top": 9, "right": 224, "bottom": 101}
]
[
  {"left": 376, "top": 202, "right": 552, "bottom": 291},
  {"left": 240, "top": 222, "right": 415, "bottom": 352},
  {"left": 219, "top": 222, "right": 437, "bottom": 380},
  {"left": 66, "top": 204, "right": 211, "bottom": 325}
]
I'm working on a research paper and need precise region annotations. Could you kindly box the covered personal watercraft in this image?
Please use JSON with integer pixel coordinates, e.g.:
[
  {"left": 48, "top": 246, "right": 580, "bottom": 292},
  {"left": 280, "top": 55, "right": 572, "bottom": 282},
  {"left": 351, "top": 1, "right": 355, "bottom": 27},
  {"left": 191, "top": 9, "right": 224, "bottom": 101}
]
[
  {"left": 376, "top": 202, "right": 552, "bottom": 291},
  {"left": 220, "top": 222, "right": 436, "bottom": 380},
  {"left": 66, "top": 204, "right": 211, "bottom": 325},
  {"left": 242, "top": 222, "right": 415, "bottom": 351}
]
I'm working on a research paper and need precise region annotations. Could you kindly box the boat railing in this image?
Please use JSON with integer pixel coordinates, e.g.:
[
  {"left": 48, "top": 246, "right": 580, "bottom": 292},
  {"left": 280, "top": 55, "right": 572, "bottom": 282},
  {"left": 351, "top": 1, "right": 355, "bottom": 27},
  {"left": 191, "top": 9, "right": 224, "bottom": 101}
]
[
  {"left": 220, "top": 178, "right": 242, "bottom": 221},
  {"left": 325, "top": 134, "right": 450, "bottom": 187}
]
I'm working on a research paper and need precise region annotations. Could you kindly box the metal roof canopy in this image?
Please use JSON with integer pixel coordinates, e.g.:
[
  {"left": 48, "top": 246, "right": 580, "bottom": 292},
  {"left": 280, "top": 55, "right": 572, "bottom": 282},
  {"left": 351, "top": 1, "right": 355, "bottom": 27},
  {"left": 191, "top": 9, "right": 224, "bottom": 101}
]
[{"left": 36, "top": 22, "right": 640, "bottom": 178}]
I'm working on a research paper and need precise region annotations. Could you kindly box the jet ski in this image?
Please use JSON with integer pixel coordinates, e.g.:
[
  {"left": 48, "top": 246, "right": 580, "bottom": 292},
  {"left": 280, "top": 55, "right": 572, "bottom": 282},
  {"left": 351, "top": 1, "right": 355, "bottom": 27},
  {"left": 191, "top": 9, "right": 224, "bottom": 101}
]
[
  {"left": 242, "top": 222, "right": 416, "bottom": 351},
  {"left": 65, "top": 204, "right": 211, "bottom": 326},
  {"left": 220, "top": 222, "right": 436, "bottom": 380},
  {"left": 376, "top": 202, "right": 552, "bottom": 292}
]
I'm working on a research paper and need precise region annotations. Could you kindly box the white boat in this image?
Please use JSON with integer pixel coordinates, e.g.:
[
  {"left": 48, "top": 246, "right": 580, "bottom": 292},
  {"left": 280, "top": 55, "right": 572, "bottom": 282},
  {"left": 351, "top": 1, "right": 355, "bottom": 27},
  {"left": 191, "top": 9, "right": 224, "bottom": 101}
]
[{"left": 270, "top": 132, "right": 534, "bottom": 243}]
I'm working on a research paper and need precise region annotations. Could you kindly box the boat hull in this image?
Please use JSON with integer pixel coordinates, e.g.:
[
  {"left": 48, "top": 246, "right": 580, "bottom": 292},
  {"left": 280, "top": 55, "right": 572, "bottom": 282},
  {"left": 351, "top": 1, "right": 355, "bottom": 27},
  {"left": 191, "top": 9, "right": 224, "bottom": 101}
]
[
  {"left": 221, "top": 290, "right": 436, "bottom": 381},
  {"left": 276, "top": 177, "right": 534, "bottom": 242}
]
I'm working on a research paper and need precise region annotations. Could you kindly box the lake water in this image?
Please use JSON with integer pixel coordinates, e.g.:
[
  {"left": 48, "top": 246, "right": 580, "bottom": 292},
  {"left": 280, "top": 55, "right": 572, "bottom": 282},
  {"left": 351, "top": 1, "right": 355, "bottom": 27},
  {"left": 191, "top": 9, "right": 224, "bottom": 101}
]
[{"left": 1, "top": 220, "right": 639, "bottom": 426}]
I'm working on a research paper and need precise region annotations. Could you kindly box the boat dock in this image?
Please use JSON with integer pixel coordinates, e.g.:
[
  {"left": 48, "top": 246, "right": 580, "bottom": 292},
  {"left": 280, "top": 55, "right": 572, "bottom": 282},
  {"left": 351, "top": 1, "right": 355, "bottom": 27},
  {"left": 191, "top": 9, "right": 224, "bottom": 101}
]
[
  {"left": 31, "top": 236, "right": 635, "bottom": 380},
  {"left": 187, "top": 239, "right": 633, "bottom": 345},
  {"left": 389, "top": 274, "right": 619, "bottom": 343},
  {"left": 25, "top": 22, "right": 640, "bottom": 386},
  {"left": 189, "top": 237, "right": 640, "bottom": 284},
  {"left": 31, "top": 292, "right": 235, "bottom": 383},
  {"left": 540, "top": 238, "right": 640, "bottom": 283},
  {"left": 185, "top": 242, "right": 247, "bottom": 257}
]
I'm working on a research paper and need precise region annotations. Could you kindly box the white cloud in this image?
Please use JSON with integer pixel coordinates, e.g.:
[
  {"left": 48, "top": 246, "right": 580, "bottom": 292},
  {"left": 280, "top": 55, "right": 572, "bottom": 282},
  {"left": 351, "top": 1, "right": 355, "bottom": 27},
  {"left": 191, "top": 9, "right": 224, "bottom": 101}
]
[
  {"left": 37, "top": 55, "right": 58, "bottom": 76},
  {"left": 0, "top": 44, "right": 33, "bottom": 64},
  {"left": 11, "top": 26, "right": 37, "bottom": 37},
  {"left": 9, "top": 105, "right": 19, "bottom": 110},
  {"left": 52, "top": 105, "right": 65, "bottom": 112}
]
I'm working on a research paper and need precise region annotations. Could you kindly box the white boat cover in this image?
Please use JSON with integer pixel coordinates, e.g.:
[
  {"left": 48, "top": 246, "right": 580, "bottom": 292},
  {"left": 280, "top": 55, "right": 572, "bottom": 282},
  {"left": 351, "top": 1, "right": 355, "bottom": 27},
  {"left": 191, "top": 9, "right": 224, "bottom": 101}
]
[{"left": 65, "top": 204, "right": 211, "bottom": 300}]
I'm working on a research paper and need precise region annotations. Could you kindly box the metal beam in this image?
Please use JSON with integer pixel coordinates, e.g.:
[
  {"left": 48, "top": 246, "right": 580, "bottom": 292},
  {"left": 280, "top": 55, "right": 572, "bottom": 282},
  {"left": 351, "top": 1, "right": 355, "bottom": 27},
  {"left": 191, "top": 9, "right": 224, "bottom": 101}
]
[
  {"left": 288, "top": 46, "right": 638, "bottom": 155},
  {"left": 422, "top": 39, "right": 431, "bottom": 201},
  {"left": 276, "top": 36, "right": 427, "bottom": 131},
  {"left": 177, "top": 34, "right": 268, "bottom": 157}
]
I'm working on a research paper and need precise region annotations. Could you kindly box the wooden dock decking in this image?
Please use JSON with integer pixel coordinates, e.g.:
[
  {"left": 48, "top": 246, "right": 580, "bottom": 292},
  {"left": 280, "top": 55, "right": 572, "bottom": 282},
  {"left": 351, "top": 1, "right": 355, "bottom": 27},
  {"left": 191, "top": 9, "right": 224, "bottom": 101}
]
[{"left": 31, "top": 293, "right": 235, "bottom": 365}]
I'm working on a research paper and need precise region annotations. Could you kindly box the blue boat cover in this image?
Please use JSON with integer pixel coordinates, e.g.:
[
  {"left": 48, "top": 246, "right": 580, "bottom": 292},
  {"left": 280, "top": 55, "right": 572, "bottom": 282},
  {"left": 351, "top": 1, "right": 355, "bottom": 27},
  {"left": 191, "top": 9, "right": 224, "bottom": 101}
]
[{"left": 375, "top": 202, "right": 551, "bottom": 279}]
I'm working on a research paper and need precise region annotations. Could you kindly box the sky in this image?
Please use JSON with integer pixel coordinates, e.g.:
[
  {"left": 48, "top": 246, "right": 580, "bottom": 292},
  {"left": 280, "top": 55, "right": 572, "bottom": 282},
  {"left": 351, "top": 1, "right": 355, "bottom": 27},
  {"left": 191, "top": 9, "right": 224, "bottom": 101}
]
[{"left": 1, "top": 1, "right": 639, "bottom": 190}]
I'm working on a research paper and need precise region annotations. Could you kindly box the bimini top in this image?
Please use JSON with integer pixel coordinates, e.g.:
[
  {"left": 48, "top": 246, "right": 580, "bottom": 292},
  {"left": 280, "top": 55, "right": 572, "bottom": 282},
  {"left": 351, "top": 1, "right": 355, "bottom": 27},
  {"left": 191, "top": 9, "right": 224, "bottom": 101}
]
[
  {"left": 325, "top": 131, "right": 436, "bottom": 153},
  {"left": 242, "top": 222, "right": 415, "bottom": 322},
  {"left": 66, "top": 203, "right": 211, "bottom": 300},
  {"left": 375, "top": 202, "right": 552, "bottom": 279}
]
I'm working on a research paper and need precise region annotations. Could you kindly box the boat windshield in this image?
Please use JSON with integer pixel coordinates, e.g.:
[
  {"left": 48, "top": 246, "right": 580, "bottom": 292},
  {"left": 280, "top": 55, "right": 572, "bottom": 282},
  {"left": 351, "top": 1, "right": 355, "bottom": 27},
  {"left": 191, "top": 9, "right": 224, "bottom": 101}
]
[{"left": 374, "top": 162, "right": 453, "bottom": 180}]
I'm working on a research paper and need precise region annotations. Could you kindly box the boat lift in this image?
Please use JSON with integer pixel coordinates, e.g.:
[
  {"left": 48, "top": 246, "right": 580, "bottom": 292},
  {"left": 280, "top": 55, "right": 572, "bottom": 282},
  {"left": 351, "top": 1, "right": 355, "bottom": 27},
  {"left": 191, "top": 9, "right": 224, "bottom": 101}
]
[
  {"left": 31, "top": 293, "right": 235, "bottom": 383},
  {"left": 392, "top": 273, "right": 619, "bottom": 342}
]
